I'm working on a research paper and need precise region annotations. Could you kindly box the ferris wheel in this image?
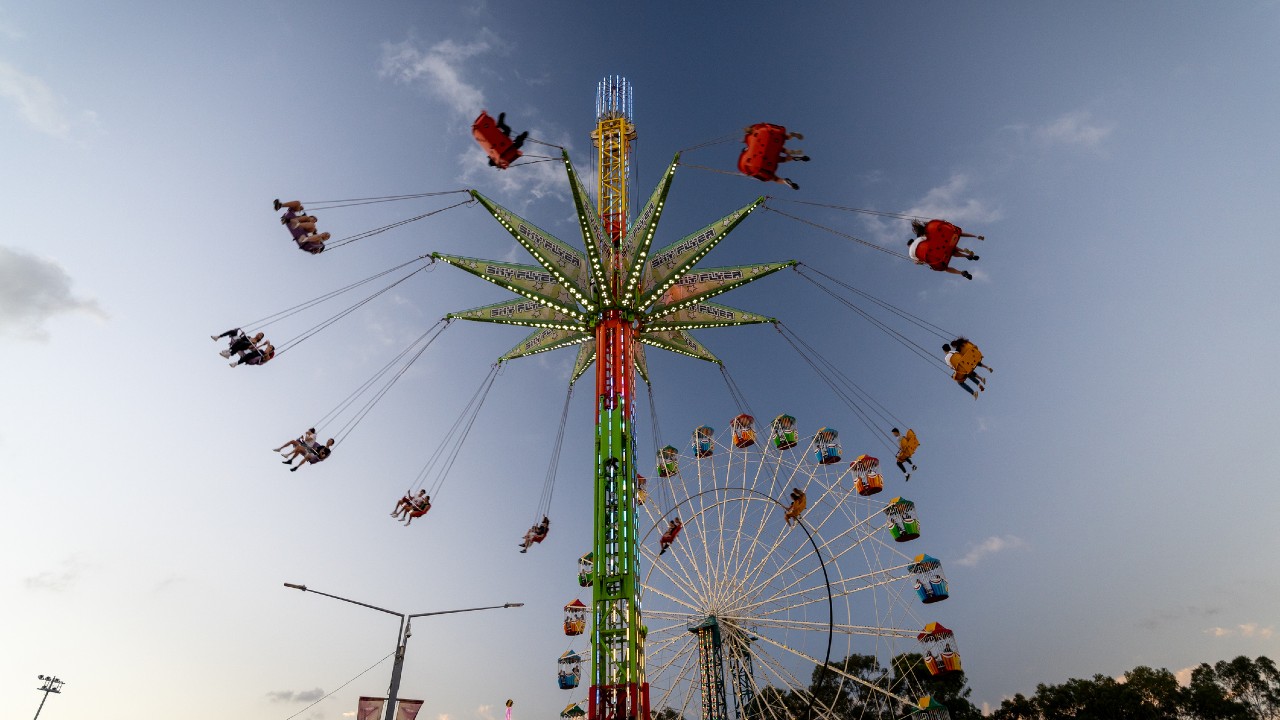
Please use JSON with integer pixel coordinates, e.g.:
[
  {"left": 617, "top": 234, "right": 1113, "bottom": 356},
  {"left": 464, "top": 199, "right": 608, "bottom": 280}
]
[{"left": 636, "top": 418, "right": 954, "bottom": 720}]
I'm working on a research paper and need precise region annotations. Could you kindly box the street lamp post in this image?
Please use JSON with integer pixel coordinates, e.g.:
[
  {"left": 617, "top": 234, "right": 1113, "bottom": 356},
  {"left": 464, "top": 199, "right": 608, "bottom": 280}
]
[
  {"left": 33, "top": 675, "right": 64, "bottom": 720},
  {"left": 283, "top": 582, "right": 522, "bottom": 720}
]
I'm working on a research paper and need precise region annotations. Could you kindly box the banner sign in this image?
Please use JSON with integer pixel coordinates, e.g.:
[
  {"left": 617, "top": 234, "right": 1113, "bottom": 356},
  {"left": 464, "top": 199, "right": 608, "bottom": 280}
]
[
  {"left": 647, "top": 261, "right": 794, "bottom": 316},
  {"left": 646, "top": 301, "right": 773, "bottom": 330},
  {"left": 358, "top": 697, "right": 385, "bottom": 720},
  {"left": 396, "top": 699, "right": 425, "bottom": 720},
  {"left": 639, "top": 198, "right": 764, "bottom": 305},
  {"left": 471, "top": 191, "right": 591, "bottom": 297},
  {"left": 449, "top": 297, "right": 585, "bottom": 330},
  {"left": 620, "top": 156, "right": 680, "bottom": 291},
  {"left": 571, "top": 340, "right": 596, "bottom": 385},
  {"left": 432, "top": 254, "right": 585, "bottom": 321},
  {"left": 502, "top": 327, "right": 589, "bottom": 361},
  {"left": 565, "top": 156, "right": 612, "bottom": 301}
]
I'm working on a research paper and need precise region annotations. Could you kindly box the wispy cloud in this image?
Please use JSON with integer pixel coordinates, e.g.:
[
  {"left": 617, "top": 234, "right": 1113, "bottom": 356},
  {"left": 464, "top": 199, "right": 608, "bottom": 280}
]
[
  {"left": 0, "top": 17, "right": 23, "bottom": 40},
  {"left": 1138, "top": 604, "right": 1221, "bottom": 631},
  {"left": 153, "top": 574, "right": 187, "bottom": 594},
  {"left": 25, "top": 555, "right": 89, "bottom": 592},
  {"left": 864, "top": 173, "right": 1000, "bottom": 258},
  {"left": 903, "top": 174, "right": 1001, "bottom": 227},
  {"left": 460, "top": 143, "right": 572, "bottom": 206},
  {"left": 954, "top": 535, "right": 1026, "bottom": 567},
  {"left": 0, "top": 245, "right": 106, "bottom": 340},
  {"left": 1205, "top": 624, "right": 1275, "bottom": 639},
  {"left": 378, "top": 31, "right": 570, "bottom": 202},
  {"left": 0, "top": 60, "right": 98, "bottom": 138},
  {"left": 379, "top": 31, "right": 500, "bottom": 114},
  {"left": 1033, "top": 110, "right": 1111, "bottom": 149},
  {"left": 267, "top": 688, "right": 325, "bottom": 703}
]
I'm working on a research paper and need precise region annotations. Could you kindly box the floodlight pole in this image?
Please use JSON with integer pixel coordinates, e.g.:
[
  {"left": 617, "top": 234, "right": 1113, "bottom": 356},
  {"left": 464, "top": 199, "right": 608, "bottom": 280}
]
[
  {"left": 33, "top": 675, "right": 64, "bottom": 720},
  {"left": 283, "top": 583, "right": 522, "bottom": 720}
]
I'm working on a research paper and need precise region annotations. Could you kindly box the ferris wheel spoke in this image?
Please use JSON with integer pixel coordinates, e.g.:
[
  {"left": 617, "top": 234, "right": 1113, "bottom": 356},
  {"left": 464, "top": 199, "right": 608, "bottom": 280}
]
[
  {"left": 722, "top": 613, "right": 919, "bottom": 640},
  {"left": 804, "top": 506, "right": 885, "bottom": 562},
  {"left": 647, "top": 633, "right": 699, "bottom": 697},
  {"left": 738, "top": 658, "right": 817, "bottom": 720},
  {"left": 738, "top": 573, "right": 911, "bottom": 621},
  {"left": 715, "top": 490, "right": 765, "bottom": 610},
  {"left": 734, "top": 512, "right": 814, "bottom": 606},
  {"left": 646, "top": 625, "right": 698, "bottom": 659},
  {"left": 645, "top": 614, "right": 699, "bottom": 632},
  {"left": 749, "top": 627, "right": 920, "bottom": 711},
  {"left": 734, "top": 529, "right": 834, "bottom": 614},
  {"left": 644, "top": 609, "right": 707, "bottom": 621},
  {"left": 723, "top": 502, "right": 791, "bottom": 607},
  {"left": 642, "top": 555, "right": 710, "bottom": 612},
  {"left": 809, "top": 526, "right": 890, "bottom": 574},
  {"left": 697, "top": 475, "right": 736, "bottom": 610},
  {"left": 674, "top": 472, "right": 721, "bottom": 600},
  {"left": 737, "top": 517, "right": 906, "bottom": 614},
  {"left": 662, "top": 539, "right": 720, "bottom": 613},
  {"left": 744, "top": 639, "right": 846, "bottom": 720},
  {"left": 648, "top": 638, "right": 701, "bottom": 710},
  {"left": 747, "top": 502, "right": 885, "bottom": 591},
  {"left": 727, "top": 507, "right": 793, "bottom": 607},
  {"left": 642, "top": 547, "right": 710, "bottom": 609}
]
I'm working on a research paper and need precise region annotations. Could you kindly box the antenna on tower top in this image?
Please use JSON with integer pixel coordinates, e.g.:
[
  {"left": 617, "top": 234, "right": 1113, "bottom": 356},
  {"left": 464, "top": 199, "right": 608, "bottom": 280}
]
[{"left": 596, "top": 75, "right": 633, "bottom": 122}]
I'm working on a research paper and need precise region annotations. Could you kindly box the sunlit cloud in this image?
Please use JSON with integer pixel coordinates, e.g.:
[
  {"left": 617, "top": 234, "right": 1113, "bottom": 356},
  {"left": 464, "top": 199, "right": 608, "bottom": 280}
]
[
  {"left": 0, "top": 60, "right": 74, "bottom": 137},
  {"left": 379, "top": 31, "right": 570, "bottom": 203},
  {"left": 267, "top": 688, "right": 325, "bottom": 703},
  {"left": 1206, "top": 623, "right": 1275, "bottom": 639},
  {"left": 1033, "top": 110, "right": 1111, "bottom": 149},
  {"left": 865, "top": 173, "right": 1000, "bottom": 248},
  {"left": 379, "top": 31, "right": 500, "bottom": 114},
  {"left": 0, "top": 245, "right": 106, "bottom": 341},
  {"left": 1174, "top": 666, "right": 1195, "bottom": 686},
  {"left": 903, "top": 174, "right": 1002, "bottom": 227},
  {"left": 0, "top": 17, "right": 23, "bottom": 40},
  {"left": 24, "top": 555, "right": 88, "bottom": 592},
  {"left": 461, "top": 142, "right": 573, "bottom": 208},
  {"left": 954, "top": 535, "right": 1027, "bottom": 567}
]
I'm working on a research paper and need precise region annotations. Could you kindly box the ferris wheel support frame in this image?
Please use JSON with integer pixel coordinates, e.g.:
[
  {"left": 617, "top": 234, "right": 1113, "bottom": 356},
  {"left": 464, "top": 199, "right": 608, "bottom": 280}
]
[{"left": 643, "top": 487, "right": 835, "bottom": 720}]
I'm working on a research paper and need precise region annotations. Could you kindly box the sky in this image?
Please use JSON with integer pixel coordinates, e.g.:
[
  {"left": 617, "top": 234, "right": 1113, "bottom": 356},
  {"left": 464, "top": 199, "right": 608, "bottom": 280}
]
[{"left": 2, "top": 2, "right": 1279, "bottom": 719}]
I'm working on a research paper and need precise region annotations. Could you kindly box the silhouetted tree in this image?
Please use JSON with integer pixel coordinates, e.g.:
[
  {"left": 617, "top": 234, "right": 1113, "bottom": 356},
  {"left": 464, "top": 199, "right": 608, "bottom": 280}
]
[{"left": 987, "top": 655, "right": 1277, "bottom": 720}]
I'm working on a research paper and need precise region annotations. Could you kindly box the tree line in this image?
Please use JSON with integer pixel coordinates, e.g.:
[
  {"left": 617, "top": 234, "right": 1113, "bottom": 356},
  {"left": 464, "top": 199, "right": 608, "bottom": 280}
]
[
  {"left": 650, "top": 653, "right": 1279, "bottom": 720},
  {"left": 988, "top": 655, "right": 1279, "bottom": 720}
]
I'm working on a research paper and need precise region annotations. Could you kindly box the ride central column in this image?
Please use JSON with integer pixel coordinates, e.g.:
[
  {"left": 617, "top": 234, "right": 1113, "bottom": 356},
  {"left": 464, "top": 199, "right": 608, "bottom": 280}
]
[
  {"left": 589, "top": 74, "right": 649, "bottom": 720},
  {"left": 591, "top": 309, "right": 647, "bottom": 720}
]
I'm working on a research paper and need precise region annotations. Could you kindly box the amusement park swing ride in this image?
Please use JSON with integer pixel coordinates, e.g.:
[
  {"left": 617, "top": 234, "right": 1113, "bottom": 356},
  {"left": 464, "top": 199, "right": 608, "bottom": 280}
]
[{"left": 237, "top": 76, "right": 989, "bottom": 720}]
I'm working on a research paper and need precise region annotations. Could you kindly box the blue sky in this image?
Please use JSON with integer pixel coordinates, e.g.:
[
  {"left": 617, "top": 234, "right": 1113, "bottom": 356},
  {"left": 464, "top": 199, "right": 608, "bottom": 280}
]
[{"left": 2, "top": 2, "right": 1279, "bottom": 719}]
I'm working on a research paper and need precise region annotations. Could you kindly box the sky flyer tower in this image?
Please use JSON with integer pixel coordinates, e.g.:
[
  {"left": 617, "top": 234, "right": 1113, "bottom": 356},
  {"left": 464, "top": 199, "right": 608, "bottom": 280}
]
[{"left": 434, "top": 76, "right": 795, "bottom": 720}]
